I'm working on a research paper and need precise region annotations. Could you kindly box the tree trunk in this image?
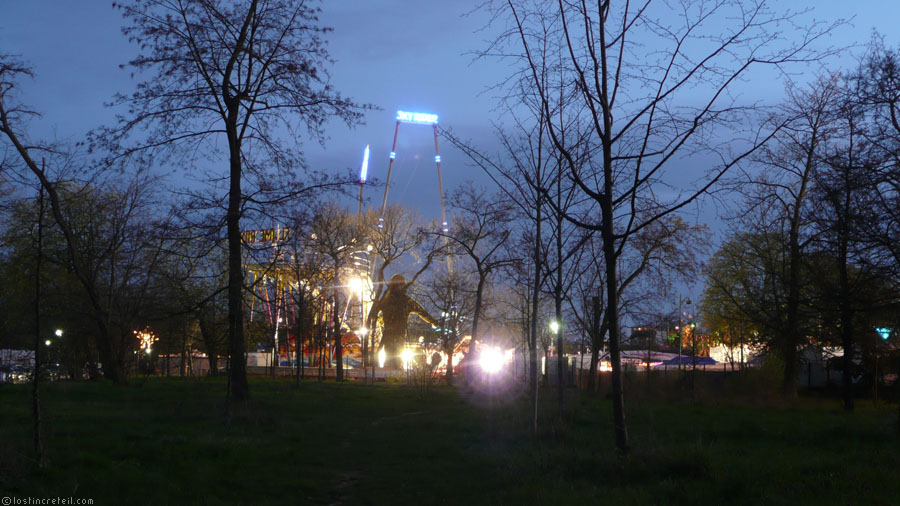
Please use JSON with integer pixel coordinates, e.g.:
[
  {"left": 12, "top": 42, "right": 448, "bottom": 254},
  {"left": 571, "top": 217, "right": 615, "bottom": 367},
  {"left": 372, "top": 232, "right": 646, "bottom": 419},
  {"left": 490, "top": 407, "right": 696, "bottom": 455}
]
[
  {"left": 839, "top": 185, "right": 854, "bottom": 411},
  {"left": 588, "top": 295, "right": 600, "bottom": 392},
  {"left": 32, "top": 184, "right": 44, "bottom": 467},
  {"left": 555, "top": 166, "right": 564, "bottom": 408},
  {"left": 530, "top": 198, "right": 542, "bottom": 436},
  {"left": 782, "top": 142, "right": 815, "bottom": 400},
  {"left": 471, "top": 275, "right": 486, "bottom": 360},
  {"left": 602, "top": 159, "right": 629, "bottom": 452},
  {"left": 226, "top": 118, "right": 249, "bottom": 401},
  {"left": 333, "top": 293, "right": 344, "bottom": 382}
]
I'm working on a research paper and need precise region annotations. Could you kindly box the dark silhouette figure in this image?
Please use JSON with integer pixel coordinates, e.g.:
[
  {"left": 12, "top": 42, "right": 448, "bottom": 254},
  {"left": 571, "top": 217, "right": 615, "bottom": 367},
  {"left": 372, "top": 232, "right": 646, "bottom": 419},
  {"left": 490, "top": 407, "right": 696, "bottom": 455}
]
[{"left": 370, "top": 274, "right": 437, "bottom": 369}]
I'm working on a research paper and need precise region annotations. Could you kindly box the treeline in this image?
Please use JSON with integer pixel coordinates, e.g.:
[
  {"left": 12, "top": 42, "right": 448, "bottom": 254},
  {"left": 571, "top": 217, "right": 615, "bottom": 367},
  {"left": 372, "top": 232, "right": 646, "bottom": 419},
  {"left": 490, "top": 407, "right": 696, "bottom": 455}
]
[{"left": 701, "top": 40, "right": 900, "bottom": 408}]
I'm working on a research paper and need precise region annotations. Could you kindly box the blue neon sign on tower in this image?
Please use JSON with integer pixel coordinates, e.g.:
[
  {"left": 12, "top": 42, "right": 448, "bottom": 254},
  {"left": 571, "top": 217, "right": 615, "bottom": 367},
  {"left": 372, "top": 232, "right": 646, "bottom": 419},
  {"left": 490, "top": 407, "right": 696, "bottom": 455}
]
[{"left": 396, "top": 110, "right": 438, "bottom": 124}]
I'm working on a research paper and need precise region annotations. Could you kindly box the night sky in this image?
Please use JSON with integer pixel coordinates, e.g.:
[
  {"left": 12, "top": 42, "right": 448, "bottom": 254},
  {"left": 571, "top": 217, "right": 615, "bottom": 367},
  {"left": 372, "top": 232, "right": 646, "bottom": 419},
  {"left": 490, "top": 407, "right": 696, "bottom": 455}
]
[{"left": 2, "top": 0, "right": 899, "bottom": 231}]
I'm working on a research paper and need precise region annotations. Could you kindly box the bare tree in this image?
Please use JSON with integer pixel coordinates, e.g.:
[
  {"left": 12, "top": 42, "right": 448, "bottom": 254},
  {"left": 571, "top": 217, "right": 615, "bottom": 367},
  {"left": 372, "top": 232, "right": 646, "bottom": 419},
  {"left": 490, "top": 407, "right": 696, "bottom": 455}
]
[
  {"left": 443, "top": 182, "right": 516, "bottom": 365},
  {"left": 810, "top": 90, "right": 882, "bottom": 411},
  {"left": 308, "top": 202, "right": 358, "bottom": 381},
  {"left": 421, "top": 266, "right": 474, "bottom": 385},
  {"left": 732, "top": 75, "right": 841, "bottom": 398},
  {"left": 484, "top": 0, "right": 837, "bottom": 452},
  {"left": 104, "top": 0, "right": 367, "bottom": 401},
  {"left": 0, "top": 57, "right": 171, "bottom": 385},
  {"left": 445, "top": 106, "right": 555, "bottom": 434}
]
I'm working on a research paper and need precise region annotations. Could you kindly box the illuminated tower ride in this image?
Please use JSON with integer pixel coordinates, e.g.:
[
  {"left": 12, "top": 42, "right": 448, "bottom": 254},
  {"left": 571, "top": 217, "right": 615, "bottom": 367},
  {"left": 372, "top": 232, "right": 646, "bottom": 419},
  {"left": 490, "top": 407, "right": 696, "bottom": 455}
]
[{"left": 377, "top": 110, "right": 449, "bottom": 233}]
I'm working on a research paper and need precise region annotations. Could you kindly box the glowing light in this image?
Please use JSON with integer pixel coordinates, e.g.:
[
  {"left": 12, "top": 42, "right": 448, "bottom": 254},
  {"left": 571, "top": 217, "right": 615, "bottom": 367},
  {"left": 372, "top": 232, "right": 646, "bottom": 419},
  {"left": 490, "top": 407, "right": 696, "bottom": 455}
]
[
  {"left": 347, "top": 277, "right": 365, "bottom": 297},
  {"left": 389, "top": 151, "right": 396, "bottom": 160},
  {"left": 54, "top": 329, "right": 63, "bottom": 337},
  {"left": 145, "top": 348, "right": 152, "bottom": 355},
  {"left": 44, "top": 340, "right": 51, "bottom": 346},
  {"left": 396, "top": 110, "right": 438, "bottom": 124},
  {"left": 401, "top": 347, "right": 415, "bottom": 370},
  {"left": 134, "top": 328, "right": 158, "bottom": 354},
  {"left": 359, "top": 144, "right": 370, "bottom": 182},
  {"left": 434, "top": 155, "right": 441, "bottom": 163},
  {"left": 358, "top": 327, "right": 368, "bottom": 337},
  {"left": 549, "top": 320, "right": 560, "bottom": 333},
  {"left": 876, "top": 327, "right": 891, "bottom": 340},
  {"left": 479, "top": 346, "right": 506, "bottom": 374},
  {"left": 377, "top": 348, "right": 386, "bottom": 368}
]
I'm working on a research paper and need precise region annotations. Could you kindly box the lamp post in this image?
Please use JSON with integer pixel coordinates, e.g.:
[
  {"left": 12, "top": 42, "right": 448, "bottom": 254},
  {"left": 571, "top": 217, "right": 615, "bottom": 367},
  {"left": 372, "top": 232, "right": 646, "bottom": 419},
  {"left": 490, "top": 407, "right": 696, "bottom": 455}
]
[
  {"left": 549, "top": 319, "right": 562, "bottom": 394},
  {"left": 358, "top": 326, "right": 369, "bottom": 382},
  {"left": 678, "top": 297, "right": 692, "bottom": 370}
]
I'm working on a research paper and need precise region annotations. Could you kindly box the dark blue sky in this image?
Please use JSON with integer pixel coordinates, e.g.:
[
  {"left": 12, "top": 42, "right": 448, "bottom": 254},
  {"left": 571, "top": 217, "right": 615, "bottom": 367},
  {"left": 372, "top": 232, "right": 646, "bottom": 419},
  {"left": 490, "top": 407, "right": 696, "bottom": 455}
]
[{"left": 2, "top": 0, "right": 898, "bottom": 226}]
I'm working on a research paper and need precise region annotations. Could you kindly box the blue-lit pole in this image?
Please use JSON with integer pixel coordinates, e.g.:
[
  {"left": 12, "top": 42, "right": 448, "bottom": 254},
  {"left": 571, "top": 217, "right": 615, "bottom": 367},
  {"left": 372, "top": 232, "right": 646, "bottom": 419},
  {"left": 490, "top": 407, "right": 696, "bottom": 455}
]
[
  {"left": 358, "top": 144, "right": 369, "bottom": 218},
  {"left": 433, "top": 124, "right": 449, "bottom": 234},
  {"left": 379, "top": 121, "right": 401, "bottom": 226}
]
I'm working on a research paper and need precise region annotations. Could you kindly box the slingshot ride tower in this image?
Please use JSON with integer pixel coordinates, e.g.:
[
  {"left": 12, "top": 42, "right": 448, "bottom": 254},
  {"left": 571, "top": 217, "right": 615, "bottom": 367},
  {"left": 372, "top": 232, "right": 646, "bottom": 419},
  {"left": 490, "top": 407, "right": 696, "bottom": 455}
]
[{"left": 375, "top": 110, "right": 449, "bottom": 233}]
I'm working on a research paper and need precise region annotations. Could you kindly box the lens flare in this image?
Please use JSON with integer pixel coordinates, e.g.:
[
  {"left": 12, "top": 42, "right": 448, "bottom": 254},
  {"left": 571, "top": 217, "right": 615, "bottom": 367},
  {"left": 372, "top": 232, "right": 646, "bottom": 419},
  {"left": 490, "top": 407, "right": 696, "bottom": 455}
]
[
  {"left": 479, "top": 346, "right": 505, "bottom": 374},
  {"left": 401, "top": 347, "right": 415, "bottom": 370}
]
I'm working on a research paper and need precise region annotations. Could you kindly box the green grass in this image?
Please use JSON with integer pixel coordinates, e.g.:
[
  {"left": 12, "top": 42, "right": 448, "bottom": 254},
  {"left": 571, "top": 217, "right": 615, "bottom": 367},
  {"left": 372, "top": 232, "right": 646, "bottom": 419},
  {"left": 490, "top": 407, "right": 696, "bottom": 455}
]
[{"left": 1, "top": 376, "right": 898, "bottom": 505}]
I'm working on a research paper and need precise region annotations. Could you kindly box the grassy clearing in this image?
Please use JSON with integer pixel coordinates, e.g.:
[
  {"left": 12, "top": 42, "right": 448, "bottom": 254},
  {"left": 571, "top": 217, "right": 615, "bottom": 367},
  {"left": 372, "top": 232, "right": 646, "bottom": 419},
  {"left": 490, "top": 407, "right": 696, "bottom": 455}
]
[{"left": 1, "top": 376, "right": 898, "bottom": 505}]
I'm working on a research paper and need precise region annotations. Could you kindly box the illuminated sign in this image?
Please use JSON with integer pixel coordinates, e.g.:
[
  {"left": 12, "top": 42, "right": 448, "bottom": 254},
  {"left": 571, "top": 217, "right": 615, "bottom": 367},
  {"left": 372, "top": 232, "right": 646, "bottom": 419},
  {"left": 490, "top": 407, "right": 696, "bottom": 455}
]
[
  {"left": 396, "top": 110, "right": 438, "bottom": 124},
  {"left": 360, "top": 144, "right": 370, "bottom": 182},
  {"left": 242, "top": 227, "right": 291, "bottom": 245}
]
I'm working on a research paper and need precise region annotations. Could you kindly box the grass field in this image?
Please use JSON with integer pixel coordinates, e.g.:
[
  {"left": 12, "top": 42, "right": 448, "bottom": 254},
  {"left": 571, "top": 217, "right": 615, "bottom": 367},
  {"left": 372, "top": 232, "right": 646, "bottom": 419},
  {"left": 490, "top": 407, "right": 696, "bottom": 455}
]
[{"left": 1, "top": 376, "right": 899, "bottom": 505}]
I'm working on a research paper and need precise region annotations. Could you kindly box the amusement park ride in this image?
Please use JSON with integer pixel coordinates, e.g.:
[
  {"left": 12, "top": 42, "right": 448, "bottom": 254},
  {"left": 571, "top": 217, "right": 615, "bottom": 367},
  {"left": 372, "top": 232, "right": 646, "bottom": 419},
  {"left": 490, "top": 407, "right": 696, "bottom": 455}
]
[{"left": 241, "top": 110, "right": 453, "bottom": 375}]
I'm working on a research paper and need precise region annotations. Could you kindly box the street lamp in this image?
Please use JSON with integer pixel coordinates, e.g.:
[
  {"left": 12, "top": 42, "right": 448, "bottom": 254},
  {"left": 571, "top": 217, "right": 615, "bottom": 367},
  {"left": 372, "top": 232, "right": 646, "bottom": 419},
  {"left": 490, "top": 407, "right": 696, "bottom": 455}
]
[
  {"left": 54, "top": 329, "right": 63, "bottom": 337},
  {"left": 347, "top": 276, "right": 365, "bottom": 299},
  {"left": 549, "top": 320, "right": 560, "bottom": 334}
]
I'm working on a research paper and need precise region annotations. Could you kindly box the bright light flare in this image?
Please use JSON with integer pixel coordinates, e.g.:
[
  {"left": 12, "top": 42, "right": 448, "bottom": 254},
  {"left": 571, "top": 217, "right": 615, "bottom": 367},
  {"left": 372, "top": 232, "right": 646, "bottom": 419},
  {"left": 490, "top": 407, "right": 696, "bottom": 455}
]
[
  {"left": 401, "top": 347, "right": 415, "bottom": 370},
  {"left": 377, "top": 348, "right": 386, "bottom": 368},
  {"left": 134, "top": 327, "right": 158, "bottom": 354},
  {"left": 479, "top": 346, "right": 506, "bottom": 374},
  {"left": 54, "top": 329, "right": 63, "bottom": 337},
  {"left": 347, "top": 277, "right": 365, "bottom": 296}
]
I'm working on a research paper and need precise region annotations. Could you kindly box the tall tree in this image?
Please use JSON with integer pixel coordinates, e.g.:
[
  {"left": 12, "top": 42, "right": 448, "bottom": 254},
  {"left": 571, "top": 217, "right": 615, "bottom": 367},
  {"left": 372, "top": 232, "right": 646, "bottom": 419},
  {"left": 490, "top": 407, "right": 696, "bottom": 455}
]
[
  {"left": 308, "top": 202, "right": 357, "bottom": 381},
  {"left": 0, "top": 54, "right": 170, "bottom": 386},
  {"left": 105, "top": 0, "right": 366, "bottom": 401},
  {"left": 734, "top": 75, "right": 841, "bottom": 398},
  {"left": 810, "top": 91, "right": 880, "bottom": 410},
  {"left": 486, "top": 0, "right": 836, "bottom": 452},
  {"left": 443, "top": 183, "right": 516, "bottom": 368}
]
